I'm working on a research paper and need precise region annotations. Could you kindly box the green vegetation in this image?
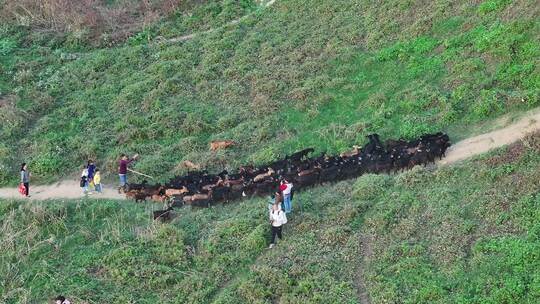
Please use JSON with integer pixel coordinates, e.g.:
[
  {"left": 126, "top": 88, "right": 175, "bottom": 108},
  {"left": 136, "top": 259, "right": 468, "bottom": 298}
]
[
  {"left": 1, "top": 132, "right": 539, "bottom": 303},
  {"left": 0, "top": 0, "right": 258, "bottom": 48},
  {"left": 0, "top": 0, "right": 538, "bottom": 185},
  {"left": 1, "top": 0, "right": 539, "bottom": 302}
]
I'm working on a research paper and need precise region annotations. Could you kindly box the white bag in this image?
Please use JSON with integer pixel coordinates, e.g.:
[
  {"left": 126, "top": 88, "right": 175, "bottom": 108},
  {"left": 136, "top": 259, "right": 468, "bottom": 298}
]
[{"left": 281, "top": 211, "right": 287, "bottom": 225}]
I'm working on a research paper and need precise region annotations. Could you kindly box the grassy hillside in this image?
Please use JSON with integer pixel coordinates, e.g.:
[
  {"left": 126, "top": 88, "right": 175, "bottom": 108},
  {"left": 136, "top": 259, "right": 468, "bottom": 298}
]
[
  {"left": 1, "top": 132, "right": 539, "bottom": 303},
  {"left": 0, "top": 0, "right": 259, "bottom": 47},
  {"left": 0, "top": 0, "right": 538, "bottom": 185}
]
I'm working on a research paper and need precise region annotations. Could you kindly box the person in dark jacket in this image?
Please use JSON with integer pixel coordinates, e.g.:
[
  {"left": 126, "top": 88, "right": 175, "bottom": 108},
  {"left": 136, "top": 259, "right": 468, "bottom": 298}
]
[
  {"left": 20, "top": 163, "right": 30, "bottom": 197},
  {"left": 80, "top": 166, "right": 89, "bottom": 194},
  {"left": 86, "top": 160, "right": 96, "bottom": 193}
]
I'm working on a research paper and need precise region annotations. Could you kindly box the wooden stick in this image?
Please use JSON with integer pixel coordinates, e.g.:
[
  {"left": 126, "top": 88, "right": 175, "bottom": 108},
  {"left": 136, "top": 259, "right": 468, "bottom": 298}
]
[{"left": 128, "top": 168, "right": 154, "bottom": 179}]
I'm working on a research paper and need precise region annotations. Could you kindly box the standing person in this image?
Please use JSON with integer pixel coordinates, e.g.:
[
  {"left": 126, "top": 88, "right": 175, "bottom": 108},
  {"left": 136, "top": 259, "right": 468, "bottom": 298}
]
[
  {"left": 20, "top": 163, "right": 30, "bottom": 197},
  {"left": 268, "top": 200, "right": 287, "bottom": 249},
  {"left": 268, "top": 192, "right": 283, "bottom": 212},
  {"left": 118, "top": 153, "right": 138, "bottom": 191},
  {"left": 275, "top": 190, "right": 284, "bottom": 210},
  {"left": 80, "top": 166, "right": 89, "bottom": 194},
  {"left": 93, "top": 169, "right": 102, "bottom": 194},
  {"left": 268, "top": 194, "right": 275, "bottom": 211},
  {"left": 280, "top": 179, "right": 294, "bottom": 213},
  {"left": 87, "top": 160, "right": 96, "bottom": 192}
]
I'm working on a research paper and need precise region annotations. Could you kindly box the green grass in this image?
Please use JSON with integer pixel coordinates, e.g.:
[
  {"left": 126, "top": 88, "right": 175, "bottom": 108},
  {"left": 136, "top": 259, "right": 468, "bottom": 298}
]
[
  {"left": 1, "top": 132, "right": 539, "bottom": 303},
  {"left": 1, "top": 1, "right": 539, "bottom": 302},
  {"left": 0, "top": 0, "right": 538, "bottom": 185}
]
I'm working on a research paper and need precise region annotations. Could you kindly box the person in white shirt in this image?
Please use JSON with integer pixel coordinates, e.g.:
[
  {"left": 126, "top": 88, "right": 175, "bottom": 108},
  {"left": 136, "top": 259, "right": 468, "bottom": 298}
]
[
  {"left": 269, "top": 201, "right": 287, "bottom": 248},
  {"left": 80, "top": 166, "right": 89, "bottom": 194}
]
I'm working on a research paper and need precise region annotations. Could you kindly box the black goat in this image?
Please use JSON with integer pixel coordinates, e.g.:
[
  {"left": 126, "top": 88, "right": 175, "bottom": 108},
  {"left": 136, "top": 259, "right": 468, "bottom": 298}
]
[
  {"left": 153, "top": 207, "right": 174, "bottom": 221},
  {"left": 287, "top": 148, "right": 315, "bottom": 162}
]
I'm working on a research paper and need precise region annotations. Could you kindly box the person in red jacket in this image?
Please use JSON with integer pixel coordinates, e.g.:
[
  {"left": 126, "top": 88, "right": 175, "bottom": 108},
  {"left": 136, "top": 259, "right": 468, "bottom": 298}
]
[
  {"left": 118, "top": 153, "right": 138, "bottom": 191},
  {"left": 280, "top": 179, "right": 293, "bottom": 213}
]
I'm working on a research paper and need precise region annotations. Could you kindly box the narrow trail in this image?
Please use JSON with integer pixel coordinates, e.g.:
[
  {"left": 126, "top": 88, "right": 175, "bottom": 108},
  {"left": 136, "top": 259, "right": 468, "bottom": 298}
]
[
  {"left": 356, "top": 234, "right": 373, "bottom": 304},
  {"left": 0, "top": 181, "right": 124, "bottom": 201},
  {"left": 0, "top": 107, "right": 538, "bottom": 201},
  {"left": 438, "top": 107, "right": 540, "bottom": 165},
  {"left": 162, "top": 0, "right": 277, "bottom": 44}
]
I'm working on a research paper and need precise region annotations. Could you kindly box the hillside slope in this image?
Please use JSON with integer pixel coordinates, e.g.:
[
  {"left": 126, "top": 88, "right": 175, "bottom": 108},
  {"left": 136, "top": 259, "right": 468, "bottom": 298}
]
[
  {"left": 0, "top": 106, "right": 539, "bottom": 200},
  {"left": 0, "top": 0, "right": 538, "bottom": 185},
  {"left": 1, "top": 132, "right": 539, "bottom": 303}
]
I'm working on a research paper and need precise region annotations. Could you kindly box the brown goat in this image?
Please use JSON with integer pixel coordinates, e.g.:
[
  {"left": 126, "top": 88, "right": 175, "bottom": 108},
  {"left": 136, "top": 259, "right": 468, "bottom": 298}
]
[
  {"left": 165, "top": 187, "right": 189, "bottom": 197},
  {"left": 210, "top": 140, "right": 236, "bottom": 151},
  {"left": 181, "top": 160, "right": 201, "bottom": 170},
  {"left": 340, "top": 145, "right": 361, "bottom": 158},
  {"left": 253, "top": 168, "right": 275, "bottom": 182}
]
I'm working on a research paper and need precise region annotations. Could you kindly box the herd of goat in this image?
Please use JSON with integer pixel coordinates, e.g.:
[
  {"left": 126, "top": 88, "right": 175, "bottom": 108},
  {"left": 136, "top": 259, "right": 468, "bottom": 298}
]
[{"left": 127, "top": 132, "right": 451, "bottom": 212}]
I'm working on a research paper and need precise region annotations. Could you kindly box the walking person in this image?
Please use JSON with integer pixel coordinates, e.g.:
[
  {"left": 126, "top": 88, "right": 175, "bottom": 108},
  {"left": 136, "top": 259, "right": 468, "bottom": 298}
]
[
  {"left": 118, "top": 153, "right": 138, "bottom": 192},
  {"left": 80, "top": 166, "right": 89, "bottom": 195},
  {"left": 87, "top": 160, "right": 96, "bottom": 192},
  {"left": 93, "top": 169, "right": 102, "bottom": 194},
  {"left": 280, "top": 179, "right": 293, "bottom": 213},
  {"left": 20, "top": 163, "right": 30, "bottom": 197},
  {"left": 268, "top": 200, "right": 287, "bottom": 249}
]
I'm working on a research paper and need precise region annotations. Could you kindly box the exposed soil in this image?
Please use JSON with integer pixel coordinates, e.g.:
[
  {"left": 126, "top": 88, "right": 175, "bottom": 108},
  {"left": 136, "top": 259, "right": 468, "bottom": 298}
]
[
  {"left": 0, "top": 180, "right": 124, "bottom": 200},
  {"left": 356, "top": 233, "right": 373, "bottom": 304},
  {"left": 437, "top": 107, "right": 540, "bottom": 165}
]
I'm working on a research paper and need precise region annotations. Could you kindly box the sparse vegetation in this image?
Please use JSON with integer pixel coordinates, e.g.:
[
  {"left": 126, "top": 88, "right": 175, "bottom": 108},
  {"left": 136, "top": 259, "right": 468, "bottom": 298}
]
[{"left": 0, "top": 0, "right": 260, "bottom": 47}]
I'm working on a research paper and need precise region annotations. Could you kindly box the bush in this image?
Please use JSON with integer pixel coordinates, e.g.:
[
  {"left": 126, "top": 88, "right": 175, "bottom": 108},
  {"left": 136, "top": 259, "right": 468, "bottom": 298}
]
[
  {"left": 353, "top": 174, "right": 391, "bottom": 201},
  {"left": 477, "top": 0, "right": 512, "bottom": 15},
  {"left": 0, "top": 37, "right": 17, "bottom": 55}
]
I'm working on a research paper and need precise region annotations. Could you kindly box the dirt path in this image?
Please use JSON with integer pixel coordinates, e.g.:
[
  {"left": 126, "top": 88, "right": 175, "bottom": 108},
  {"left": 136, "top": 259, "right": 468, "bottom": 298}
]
[
  {"left": 0, "top": 107, "right": 538, "bottom": 201},
  {"left": 356, "top": 234, "right": 373, "bottom": 304},
  {"left": 163, "top": 0, "right": 277, "bottom": 44},
  {"left": 0, "top": 180, "right": 124, "bottom": 201},
  {"left": 438, "top": 107, "right": 540, "bottom": 165}
]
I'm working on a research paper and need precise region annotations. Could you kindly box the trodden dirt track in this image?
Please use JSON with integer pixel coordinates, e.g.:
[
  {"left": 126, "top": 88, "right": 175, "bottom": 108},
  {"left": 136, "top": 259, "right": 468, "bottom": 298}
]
[{"left": 0, "top": 107, "right": 538, "bottom": 201}]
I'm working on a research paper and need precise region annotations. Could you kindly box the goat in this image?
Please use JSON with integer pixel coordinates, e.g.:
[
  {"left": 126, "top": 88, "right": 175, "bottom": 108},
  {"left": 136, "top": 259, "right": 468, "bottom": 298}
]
[
  {"left": 253, "top": 167, "right": 275, "bottom": 182},
  {"left": 181, "top": 160, "right": 201, "bottom": 170},
  {"left": 153, "top": 207, "right": 174, "bottom": 221},
  {"left": 210, "top": 140, "right": 236, "bottom": 151},
  {"left": 165, "top": 187, "right": 189, "bottom": 197},
  {"left": 126, "top": 190, "right": 147, "bottom": 203},
  {"left": 340, "top": 145, "right": 361, "bottom": 158},
  {"left": 288, "top": 148, "right": 315, "bottom": 162}
]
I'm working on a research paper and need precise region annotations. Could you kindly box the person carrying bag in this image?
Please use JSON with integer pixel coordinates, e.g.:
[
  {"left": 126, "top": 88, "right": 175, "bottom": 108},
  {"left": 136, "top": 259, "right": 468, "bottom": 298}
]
[{"left": 268, "top": 201, "right": 287, "bottom": 249}]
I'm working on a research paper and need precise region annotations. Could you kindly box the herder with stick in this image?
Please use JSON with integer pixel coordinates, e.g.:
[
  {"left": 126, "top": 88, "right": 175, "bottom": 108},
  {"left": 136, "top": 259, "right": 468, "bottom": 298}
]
[{"left": 118, "top": 153, "right": 138, "bottom": 192}]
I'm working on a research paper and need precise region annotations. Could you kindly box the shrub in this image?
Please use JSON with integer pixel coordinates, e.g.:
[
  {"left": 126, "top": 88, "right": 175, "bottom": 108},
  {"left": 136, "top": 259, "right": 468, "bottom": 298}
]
[
  {"left": 353, "top": 174, "right": 391, "bottom": 201},
  {"left": 477, "top": 0, "right": 512, "bottom": 15},
  {"left": 0, "top": 37, "right": 17, "bottom": 55}
]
